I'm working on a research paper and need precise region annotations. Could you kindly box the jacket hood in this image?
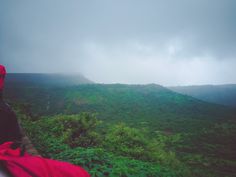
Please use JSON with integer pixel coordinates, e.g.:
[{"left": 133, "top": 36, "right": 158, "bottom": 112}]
[{"left": 0, "top": 65, "right": 6, "bottom": 91}]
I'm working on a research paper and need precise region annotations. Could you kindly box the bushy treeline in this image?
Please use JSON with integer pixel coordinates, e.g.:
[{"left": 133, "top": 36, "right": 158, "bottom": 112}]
[
  {"left": 14, "top": 102, "right": 236, "bottom": 177},
  {"left": 17, "top": 109, "right": 190, "bottom": 177}
]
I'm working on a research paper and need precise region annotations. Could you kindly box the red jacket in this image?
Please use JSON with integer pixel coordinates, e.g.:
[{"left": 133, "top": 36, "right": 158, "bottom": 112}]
[
  {"left": 0, "top": 142, "right": 90, "bottom": 177},
  {"left": 0, "top": 65, "right": 6, "bottom": 90}
]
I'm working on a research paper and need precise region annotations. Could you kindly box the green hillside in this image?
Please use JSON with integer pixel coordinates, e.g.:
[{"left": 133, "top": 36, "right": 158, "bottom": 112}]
[
  {"left": 5, "top": 84, "right": 235, "bottom": 132},
  {"left": 4, "top": 74, "right": 236, "bottom": 177},
  {"left": 169, "top": 84, "right": 236, "bottom": 107}
]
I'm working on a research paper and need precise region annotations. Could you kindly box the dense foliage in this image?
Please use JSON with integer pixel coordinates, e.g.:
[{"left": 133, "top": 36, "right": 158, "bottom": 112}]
[
  {"left": 14, "top": 105, "right": 236, "bottom": 177},
  {"left": 16, "top": 110, "right": 189, "bottom": 176}
]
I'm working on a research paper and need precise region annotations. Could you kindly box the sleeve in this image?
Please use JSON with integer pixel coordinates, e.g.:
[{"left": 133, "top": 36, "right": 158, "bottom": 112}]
[
  {"left": 7, "top": 108, "right": 22, "bottom": 143},
  {"left": 0, "top": 104, "right": 22, "bottom": 144}
]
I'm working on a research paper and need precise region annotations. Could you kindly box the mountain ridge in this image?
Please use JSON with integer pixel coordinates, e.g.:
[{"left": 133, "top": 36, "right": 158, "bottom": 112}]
[
  {"left": 169, "top": 84, "right": 236, "bottom": 107},
  {"left": 5, "top": 83, "right": 236, "bottom": 133},
  {"left": 5, "top": 73, "right": 93, "bottom": 87}
]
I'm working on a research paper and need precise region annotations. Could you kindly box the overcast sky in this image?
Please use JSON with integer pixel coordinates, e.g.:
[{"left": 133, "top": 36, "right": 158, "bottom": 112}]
[{"left": 0, "top": 0, "right": 236, "bottom": 86}]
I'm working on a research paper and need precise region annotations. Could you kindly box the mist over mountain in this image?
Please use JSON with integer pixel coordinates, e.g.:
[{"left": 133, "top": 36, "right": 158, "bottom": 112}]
[
  {"left": 169, "top": 84, "right": 236, "bottom": 107},
  {"left": 1, "top": 0, "right": 236, "bottom": 85},
  {"left": 5, "top": 73, "right": 93, "bottom": 87}
]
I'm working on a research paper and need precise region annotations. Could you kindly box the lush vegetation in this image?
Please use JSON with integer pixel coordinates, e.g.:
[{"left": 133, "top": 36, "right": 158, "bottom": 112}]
[
  {"left": 6, "top": 79, "right": 236, "bottom": 177},
  {"left": 14, "top": 106, "right": 236, "bottom": 177},
  {"left": 5, "top": 84, "right": 235, "bottom": 126},
  {"left": 16, "top": 109, "right": 190, "bottom": 177}
]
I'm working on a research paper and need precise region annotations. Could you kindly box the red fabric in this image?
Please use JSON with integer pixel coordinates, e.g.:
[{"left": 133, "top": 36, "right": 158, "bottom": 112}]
[
  {"left": 0, "top": 142, "right": 90, "bottom": 177},
  {"left": 0, "top": 65, "right": 6, "bottom": 90}
]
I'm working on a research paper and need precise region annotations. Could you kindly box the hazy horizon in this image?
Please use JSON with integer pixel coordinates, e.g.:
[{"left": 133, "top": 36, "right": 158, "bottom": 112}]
[
  {"left": 5, "top": 72, "right": 236, "bottom": 87},
  {"left": 1, "top": 0, "right": 236, "bottom": 85}
]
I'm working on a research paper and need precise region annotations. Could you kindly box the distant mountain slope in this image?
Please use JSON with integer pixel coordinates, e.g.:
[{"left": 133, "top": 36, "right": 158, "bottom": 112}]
[
  {"left": 169, "top": 84, "right": 236, "bottom": 107},
  {"left": 5, "top": 73, "right": 93, "bottom": 87},
  {"left": 5, "top": 83, "right": 236, "bottom": 133}
]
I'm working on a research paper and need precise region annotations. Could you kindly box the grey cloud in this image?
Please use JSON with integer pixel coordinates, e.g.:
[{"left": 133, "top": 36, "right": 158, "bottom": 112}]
[{"left": 0, "top": 0, "right": 236, "bottom": 85}]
